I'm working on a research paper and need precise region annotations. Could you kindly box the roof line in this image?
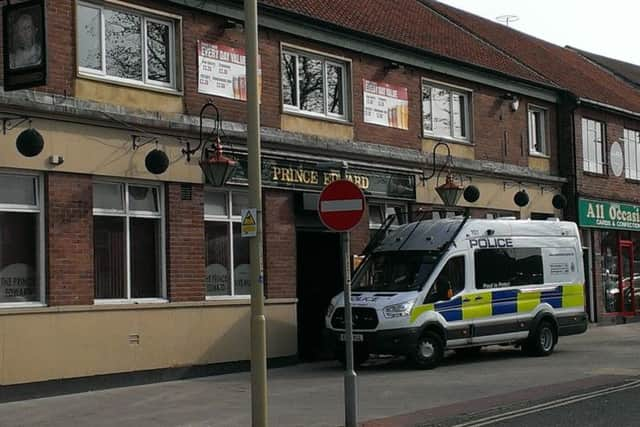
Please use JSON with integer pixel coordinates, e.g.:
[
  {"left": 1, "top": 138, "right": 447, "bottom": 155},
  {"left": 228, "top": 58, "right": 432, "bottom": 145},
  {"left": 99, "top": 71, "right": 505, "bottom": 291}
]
[
  {"left": 417, "top": 0, "right": 559, "bottom": 89},
  {"left": 578, "top": 97, "right": 640, "bottom": 120},
  {"left": 568, "top": 46, "right": 640, "bottom": 90}
]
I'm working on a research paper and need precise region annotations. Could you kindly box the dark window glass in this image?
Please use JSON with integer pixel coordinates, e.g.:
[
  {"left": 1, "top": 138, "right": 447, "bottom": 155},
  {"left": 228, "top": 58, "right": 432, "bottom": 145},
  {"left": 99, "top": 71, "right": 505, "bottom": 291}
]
[
  {"left": 130, "top": 218, "right": 160, "bottom": 298},
  {"left": 282, "top": 53, "right": 297, "bottom": 107},
  {"left": 475, "top": 248, "right": 543, "bottom": 289},
  {"left": 146, "top": 20, "right": 170, "bottom": 83},
  {"left": 205, "top": 222, "right": 231, "bottom": 296},
  {"left": 327, "top": 63, "right": 344, "bottom": 115},
  {"left": 298, "top": 55, "right": 323, "bottom": 113},
  {"left": 425, "top": 256, "right": 465, "bottom": 303},
  {"left": 104, "top": 10, "right": 142, "bottom": 80},
  {"left": 233, "top": 223, "right": 250, "bottom": 295},
  {"left": 353, "top": 252, "right": 440, "bottom": 292},
  {"left": 94, "top": 216, "right": 126, "bottom": 299},
  {"left": 0, "top": 213, "right": 38, "bottom": 303}
]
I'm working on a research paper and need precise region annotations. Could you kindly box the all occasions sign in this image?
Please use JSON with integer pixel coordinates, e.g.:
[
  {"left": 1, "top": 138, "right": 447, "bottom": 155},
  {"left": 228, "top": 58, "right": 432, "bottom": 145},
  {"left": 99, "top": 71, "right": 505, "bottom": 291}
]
[{"left": 578, "top": 198, "right": 640, "bottom": 231}]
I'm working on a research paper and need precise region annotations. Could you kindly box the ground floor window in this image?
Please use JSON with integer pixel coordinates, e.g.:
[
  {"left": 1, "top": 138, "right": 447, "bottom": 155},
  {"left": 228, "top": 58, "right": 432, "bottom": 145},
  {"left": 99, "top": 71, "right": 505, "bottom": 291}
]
[
  {"left": 600, "top": 230, "right": 640, "bottom": 314},
  {"left": 205, "top": 189, "right": 250, "bottom": 297},
  {"left": 93, "top": 181, "right": 165, "bottom": 301},
  {"left": 368, "top": 202, "right": 407, "bottom": 241},
  {"left": 0, "top": 173, "right": 43, "bottom": 304}
]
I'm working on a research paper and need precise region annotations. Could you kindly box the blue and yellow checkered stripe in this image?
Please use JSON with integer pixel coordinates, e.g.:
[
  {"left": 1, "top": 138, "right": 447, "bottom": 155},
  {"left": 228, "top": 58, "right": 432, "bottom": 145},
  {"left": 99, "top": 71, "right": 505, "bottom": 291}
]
[{"left": 410, "top": 284, "right": 584, "bottom": 323}]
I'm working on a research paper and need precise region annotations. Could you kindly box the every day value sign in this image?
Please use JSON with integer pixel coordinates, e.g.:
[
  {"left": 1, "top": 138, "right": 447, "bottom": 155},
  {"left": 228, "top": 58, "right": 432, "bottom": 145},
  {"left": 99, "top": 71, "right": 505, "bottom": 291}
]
[
  {"left": 197, "top": 41, "right": 261, "bottom": 101},
  {"left": 363, "top": 79, "right": 408, "bottom": 130}
]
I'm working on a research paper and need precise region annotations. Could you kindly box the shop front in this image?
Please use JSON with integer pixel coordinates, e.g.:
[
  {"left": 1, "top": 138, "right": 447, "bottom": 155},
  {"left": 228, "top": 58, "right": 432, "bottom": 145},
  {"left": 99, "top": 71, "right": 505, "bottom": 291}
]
[{"left": 578, "top": 198, "right": 640, "bottom": 323}]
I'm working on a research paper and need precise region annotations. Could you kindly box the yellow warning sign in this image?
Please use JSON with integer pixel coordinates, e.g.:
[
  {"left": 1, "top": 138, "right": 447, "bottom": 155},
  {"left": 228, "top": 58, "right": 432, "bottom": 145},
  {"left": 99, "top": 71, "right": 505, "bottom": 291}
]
[{"left": 241, "top": 208, "right": 257, "bottom": 237}]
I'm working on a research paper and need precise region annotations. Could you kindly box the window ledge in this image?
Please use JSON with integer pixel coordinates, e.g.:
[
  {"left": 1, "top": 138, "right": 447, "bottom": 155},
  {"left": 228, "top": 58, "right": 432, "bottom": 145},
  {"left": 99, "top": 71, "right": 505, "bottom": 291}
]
[
  {"left": 529, "top": 152, "right": 550, "bottom": 159},
  {"left": 582, "top": 171, "right": 608, "bottom": 178},
  {"left": 77, "top": 73, "right": 183, "bottom": 97},
  {"left": 423, "top": 135, "right": 474, "bottom": 146},
  {"left": 281, "top": 109, "right": 353, "bottom": 127},
  {"left": 94, "top": 298, "right": 168, "bottom": 305}
]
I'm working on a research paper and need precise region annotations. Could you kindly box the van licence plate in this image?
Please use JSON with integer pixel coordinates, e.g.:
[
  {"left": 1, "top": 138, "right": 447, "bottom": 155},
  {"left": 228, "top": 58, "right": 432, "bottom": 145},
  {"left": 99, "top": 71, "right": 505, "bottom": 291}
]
[{"left": 340, "top": 333, "right": 363, "bottom": 342}]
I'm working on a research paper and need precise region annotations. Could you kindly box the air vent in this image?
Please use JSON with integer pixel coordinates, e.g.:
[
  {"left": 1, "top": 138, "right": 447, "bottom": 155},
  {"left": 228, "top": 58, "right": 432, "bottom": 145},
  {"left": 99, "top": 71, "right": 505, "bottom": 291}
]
[{"left": 181, "top": 184, "right": 192, "bottom": 200}]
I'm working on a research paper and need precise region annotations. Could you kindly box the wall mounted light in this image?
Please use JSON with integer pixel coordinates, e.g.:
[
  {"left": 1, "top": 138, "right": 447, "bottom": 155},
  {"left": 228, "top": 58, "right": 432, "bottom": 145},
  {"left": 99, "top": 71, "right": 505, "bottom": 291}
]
[
  {"left": 421, "top": 141, "right": 480, "bottom": 207},
  {"left": 502, "top": 93, "right": 520, "bottom": 112},
  {"left": 183, "top": 100, "right": 238, "bottom": 187}
]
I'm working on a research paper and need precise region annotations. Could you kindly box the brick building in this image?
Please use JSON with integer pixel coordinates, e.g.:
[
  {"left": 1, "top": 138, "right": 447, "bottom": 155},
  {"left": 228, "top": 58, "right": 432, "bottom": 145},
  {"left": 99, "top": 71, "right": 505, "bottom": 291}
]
[
  {"left": 0, "top": 0, "right": 568, "bottom": 390},
  {"left": 424, "top": 0, "right": 640, "bottom": 324}
]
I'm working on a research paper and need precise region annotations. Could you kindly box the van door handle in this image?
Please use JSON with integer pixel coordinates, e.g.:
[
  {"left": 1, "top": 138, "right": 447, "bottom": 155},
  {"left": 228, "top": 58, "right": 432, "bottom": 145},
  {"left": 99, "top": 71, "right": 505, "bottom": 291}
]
[
  {"left": 474, "top": 296, "right": 483, "bottom": 300},
  {"left": 462, "top": 298, "right": 471, "bottom": 302}
]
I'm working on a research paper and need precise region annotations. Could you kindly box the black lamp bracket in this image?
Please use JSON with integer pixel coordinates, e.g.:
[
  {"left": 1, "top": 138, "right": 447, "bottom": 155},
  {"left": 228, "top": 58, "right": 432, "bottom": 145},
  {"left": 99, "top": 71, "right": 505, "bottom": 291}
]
[
  {"left": 421, "top": 141, "right": 455, "bottom": 183},
  {"left": 183, "top": 99, "right": 222, "bottom": 162},
  {"left": 131, "top": 134, "right": 158, "bottom": 151},
  {"left": 0, "top": 114, "right": 30, "bottom": 135}
]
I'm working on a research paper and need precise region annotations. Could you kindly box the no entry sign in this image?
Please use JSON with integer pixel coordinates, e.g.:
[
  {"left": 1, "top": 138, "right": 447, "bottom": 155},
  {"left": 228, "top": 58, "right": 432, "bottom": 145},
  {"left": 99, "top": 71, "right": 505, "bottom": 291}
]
[{"left": 318, "top": 180, "right": 366, "bottom": 232}]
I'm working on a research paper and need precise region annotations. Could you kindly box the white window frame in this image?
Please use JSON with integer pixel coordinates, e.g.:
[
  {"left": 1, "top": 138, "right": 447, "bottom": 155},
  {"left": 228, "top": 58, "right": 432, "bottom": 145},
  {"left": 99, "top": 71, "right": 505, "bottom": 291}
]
[
  {"left": 528, "top": 105, "right": 548, "bottom": 156},
  {"left": 77, "top": 1, "right": 180, "bottom": 91},
  {"left": 204, "top": 188, "right": 250, "bottom": 300},
  {"left": 281, "top": 44, "right": 351, "bottom": 122},
  {"left": 0, "top": 170, "right": 45, "bottom": 308},
  {"left": 93, "top": 180, "right": 166, "bottom": 304},
  {"left": 422, "top": 78, "right": 472, "bottom": 143},
  {"left": 624, "top": 128, "right": 640, "bottom": 180},
  {"left": 368, "top": 201, "right": 407, "bottom": 234},
  {"left": 582, "top": 118, "right": 605, "bottom": 174}
]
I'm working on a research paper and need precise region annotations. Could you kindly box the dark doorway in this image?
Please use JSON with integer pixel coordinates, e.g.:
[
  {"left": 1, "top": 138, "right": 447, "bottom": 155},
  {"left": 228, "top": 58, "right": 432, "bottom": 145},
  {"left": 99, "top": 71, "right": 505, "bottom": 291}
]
[{"left": 296, "top": 231, "right": 342, "bottom": 361}]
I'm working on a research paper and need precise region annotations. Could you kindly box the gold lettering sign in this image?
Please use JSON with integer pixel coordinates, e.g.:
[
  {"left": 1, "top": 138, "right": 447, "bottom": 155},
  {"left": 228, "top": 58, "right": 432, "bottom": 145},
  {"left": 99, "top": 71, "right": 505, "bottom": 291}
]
[{"left": 270, "top": 165, "right": 369, "bottom": 190}]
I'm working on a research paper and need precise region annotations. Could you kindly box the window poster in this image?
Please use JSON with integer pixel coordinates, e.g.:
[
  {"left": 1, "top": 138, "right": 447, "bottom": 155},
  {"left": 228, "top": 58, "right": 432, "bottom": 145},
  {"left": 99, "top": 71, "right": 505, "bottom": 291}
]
[
  {"left": 197, "top": 41, "right": 261, "bottom": 101},
  {"left": 363, "top": 79, "right": 408, "bottom": 130}
]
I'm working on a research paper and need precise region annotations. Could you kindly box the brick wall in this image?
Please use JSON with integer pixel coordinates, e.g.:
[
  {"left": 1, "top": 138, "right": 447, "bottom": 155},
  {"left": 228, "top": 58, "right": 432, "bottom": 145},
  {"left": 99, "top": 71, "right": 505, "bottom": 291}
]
[
  {"left": 166, "top": 183, "right": 205, "bottom": 302},
  {"left": 263, "top": 189, "right": 296, "bottom": 299},
  {"left": 46, "top": 172, "right": 94, "bottom": 306},
  {"left": 574, "top": 106, "right": 640, "bottom": 204}
]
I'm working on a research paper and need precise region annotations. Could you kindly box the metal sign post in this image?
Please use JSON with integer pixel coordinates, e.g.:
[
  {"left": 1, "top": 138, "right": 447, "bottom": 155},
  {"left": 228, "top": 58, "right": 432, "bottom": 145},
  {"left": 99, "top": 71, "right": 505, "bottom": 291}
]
[{"left": 317, "top": 162, "right": 364, "bottom": 427}]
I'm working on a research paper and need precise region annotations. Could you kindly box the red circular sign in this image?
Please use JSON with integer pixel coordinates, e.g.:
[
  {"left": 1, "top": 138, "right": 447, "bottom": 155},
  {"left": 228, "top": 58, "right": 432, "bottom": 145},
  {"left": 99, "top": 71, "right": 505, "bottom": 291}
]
[{"left": 318, "top": 180, "right": 366, "bottom": 232}]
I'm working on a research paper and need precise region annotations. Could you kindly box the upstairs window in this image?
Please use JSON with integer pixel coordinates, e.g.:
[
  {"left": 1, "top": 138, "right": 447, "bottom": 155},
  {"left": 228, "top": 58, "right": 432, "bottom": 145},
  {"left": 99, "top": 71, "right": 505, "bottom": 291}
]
[
  {"left": 624, "top": 129, "right": 640, "bottom": 180},
  {"left": 422, "top": 80, "right": 470, "bottom": 141},
  {"left": 281, "top": 46, "right": 350, "bottom": 121},
  {"left": 528, "top": 106, "right": 548, "bottom": 155},
  {"left": 77, "top": 2, "right": 179, "bottom": 90},
  {"left": 582, "top": 118, "right": 605, "bottom": 174}
]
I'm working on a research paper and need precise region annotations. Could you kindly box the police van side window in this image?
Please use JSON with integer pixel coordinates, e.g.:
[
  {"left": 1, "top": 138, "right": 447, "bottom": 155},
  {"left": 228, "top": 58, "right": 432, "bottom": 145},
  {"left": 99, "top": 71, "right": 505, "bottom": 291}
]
[
  {"left": 425, "top": 256, "right": 465, "bottom": 303},
  {"left": 475, "top": 248, "right": 543, "bottom": 289}
]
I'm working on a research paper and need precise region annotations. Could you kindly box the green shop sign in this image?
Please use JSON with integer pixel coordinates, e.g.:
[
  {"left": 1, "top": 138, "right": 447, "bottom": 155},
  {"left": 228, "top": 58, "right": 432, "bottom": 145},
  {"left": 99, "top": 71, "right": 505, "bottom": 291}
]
[
  {"left": 228, "top": 155, "right": 416, "bottom": 200},
  {"left": 578, "top": 198, "right": 640, "bottom": 231}
]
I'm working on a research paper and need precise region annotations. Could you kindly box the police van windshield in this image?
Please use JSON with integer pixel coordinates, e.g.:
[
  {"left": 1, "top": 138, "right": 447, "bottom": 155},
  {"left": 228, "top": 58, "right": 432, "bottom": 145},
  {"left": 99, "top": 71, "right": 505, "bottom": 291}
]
[{"left": 352, "top": 251, "right": 440, "bottom": 292}]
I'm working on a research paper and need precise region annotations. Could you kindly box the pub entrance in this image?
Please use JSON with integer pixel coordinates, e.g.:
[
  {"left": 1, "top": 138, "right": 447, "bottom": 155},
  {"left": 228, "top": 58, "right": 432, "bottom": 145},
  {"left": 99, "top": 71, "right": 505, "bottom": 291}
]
[{"left": 296, "top": 230, "right": 342, "bottom": 361}]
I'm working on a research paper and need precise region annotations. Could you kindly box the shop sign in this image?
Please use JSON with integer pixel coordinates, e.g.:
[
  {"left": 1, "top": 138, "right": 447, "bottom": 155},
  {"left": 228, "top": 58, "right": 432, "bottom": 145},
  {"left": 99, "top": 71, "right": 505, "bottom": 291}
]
[
  {"left": 228, "top": 155, "right": 416, "bottom": 200},
  {"left": 578, "top": 198, "right": 640, "bottom": 231},
  {"left": 362, "top": 79, "right": 408, "bottom": 130},
  {"left": 197, "top": 41, "right": 261, "bottom": 101}
]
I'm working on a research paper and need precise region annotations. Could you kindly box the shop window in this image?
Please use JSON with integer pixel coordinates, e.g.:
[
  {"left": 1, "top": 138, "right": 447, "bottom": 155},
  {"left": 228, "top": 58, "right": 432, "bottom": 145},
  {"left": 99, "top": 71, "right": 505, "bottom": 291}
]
[
  {"left": 582, "top": 118, "right": 605, "bottom": 174},
  {"left": 77, "top": 1, "right": 180, "bottom": 90},
  {"left": 0, "top": 173, "right": 43, "bottom": 305},
  {"left": 475, "top": 248, "right": 543, "bottom": 289},
  {"left": 93, "top": 182, "right": 164, "bottom": 301},
  {"left": 528, "top": 106, "right": 547, "bottom": 155},
  {"left": 281, "top": 46, "right": 350, "bottom": 121},
  {"left": 425, "top": 256, "right": 465, "bottom": 303},
  {"left": 205, "top": 189, "right": 250, "bottom": 297},
  {"left": 624, "top": 129, "right": 640, "bottom": 180},
  {"left": 601, "top": 230, "right": 619, "bottom": 313},
  {"left": 422, "top": 80, "right": 470, "bottom": 141}
]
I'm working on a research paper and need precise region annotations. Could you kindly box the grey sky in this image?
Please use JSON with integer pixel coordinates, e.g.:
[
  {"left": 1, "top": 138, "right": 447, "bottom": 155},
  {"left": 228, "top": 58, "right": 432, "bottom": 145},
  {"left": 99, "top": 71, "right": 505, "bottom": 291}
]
[{"left": 438, "top": 0, "right": 640, "bottom": 66}]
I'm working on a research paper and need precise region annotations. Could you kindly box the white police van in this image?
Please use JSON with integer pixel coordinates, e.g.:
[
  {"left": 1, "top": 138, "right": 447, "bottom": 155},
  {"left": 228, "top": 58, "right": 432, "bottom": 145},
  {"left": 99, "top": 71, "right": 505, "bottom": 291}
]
[{"left": 325, "top": 217, "right": 588, "bottom": 368}]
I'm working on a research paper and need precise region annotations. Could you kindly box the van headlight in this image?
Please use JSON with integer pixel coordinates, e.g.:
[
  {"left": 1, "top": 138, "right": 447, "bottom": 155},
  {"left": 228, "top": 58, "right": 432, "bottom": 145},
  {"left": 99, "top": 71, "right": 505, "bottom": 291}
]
[
  {"left": 382, "top": 300, "right": 415, "bottom": 318},
  {"left": 326, "top": 303, "right": 336, "bottom": 317}
]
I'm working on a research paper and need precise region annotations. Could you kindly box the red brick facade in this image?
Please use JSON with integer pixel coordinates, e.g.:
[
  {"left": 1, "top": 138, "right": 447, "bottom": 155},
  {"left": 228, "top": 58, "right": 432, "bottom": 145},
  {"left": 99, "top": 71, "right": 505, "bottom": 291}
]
[
  {"left": 166, "top": 183, "right": 205, "bottom": 302},
  {"left": 46, "top": 173, "right": 94, "bottom": 306},
  {"left": 263, "top": 189, "right": 297, "bottom": 299}
]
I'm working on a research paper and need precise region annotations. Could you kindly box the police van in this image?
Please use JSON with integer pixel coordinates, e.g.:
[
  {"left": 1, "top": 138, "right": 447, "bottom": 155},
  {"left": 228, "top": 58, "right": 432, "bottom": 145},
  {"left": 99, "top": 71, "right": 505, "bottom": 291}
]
[{"left": 325, "top": 217, "right": 588, "bottom": 368}]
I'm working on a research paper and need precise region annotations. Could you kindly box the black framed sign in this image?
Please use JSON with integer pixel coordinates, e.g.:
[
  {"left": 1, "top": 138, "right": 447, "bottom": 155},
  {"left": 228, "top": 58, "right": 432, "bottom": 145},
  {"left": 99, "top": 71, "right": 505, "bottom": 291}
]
[{"left": 3, "top": 0, "right": 47, "bottom": 91}]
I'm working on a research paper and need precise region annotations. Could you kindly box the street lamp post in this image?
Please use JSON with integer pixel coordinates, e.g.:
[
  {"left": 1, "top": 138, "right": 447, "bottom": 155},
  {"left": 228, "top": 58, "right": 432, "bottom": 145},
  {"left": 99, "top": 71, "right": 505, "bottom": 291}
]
[{"left": 244, "top": 1, "right": 268, "bottom": 426}]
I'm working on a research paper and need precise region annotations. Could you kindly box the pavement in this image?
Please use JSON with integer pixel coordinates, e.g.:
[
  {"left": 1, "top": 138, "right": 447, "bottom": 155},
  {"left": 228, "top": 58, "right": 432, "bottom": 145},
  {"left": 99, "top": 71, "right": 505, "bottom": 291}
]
[{"left": 0, "top": 322, "right": 639, "bottom": 427}]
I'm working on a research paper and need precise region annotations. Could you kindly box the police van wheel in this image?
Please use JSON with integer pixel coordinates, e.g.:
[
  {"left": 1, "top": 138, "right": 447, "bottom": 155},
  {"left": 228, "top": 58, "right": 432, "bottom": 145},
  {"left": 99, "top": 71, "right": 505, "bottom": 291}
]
[
  {"left": 410, "top": 332, "right": 444, "bottom": 369},
  {"left": 524, "top": 320, "right": 556, "bottom": 357}
]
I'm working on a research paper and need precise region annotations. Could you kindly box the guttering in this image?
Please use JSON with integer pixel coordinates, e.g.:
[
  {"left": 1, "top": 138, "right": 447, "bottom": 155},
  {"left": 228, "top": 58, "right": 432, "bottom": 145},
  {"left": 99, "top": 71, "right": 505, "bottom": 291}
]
[{"left": 577, "top": 97, "right": 640, "bottom": 120}]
